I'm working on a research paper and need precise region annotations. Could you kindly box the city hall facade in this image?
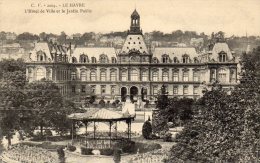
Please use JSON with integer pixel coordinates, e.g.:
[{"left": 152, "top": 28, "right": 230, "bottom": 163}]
[{"left": 25, "top": 10, "right": 238, "bottom": 102}]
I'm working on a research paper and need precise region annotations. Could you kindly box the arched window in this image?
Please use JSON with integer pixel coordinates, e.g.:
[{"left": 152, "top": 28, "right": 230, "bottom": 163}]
[
  {"left": 173, "top": 70, "right": 179, "bottom": 81},
  {"left": 72, "top": 57, "right": 77, "bottom": 63},
  {"left": 193, "top": 71, "right": 199, "bottom": 81},
  {"left": 173, "top": 57, "right": 178, "bottom": 63},
  {"left": 90, "top": 71, "right": 96, "bottom": 81},
  {"left": 183, "top": 70, "right": 189, "bottom": 81},
  {"left": 130, "top": 69, "right": 138, "bottom": 81},
  {"left": 121, "top": 70, "right": 127, "bottom": 81},
  {"left": 219, "top": 52, "right": 227, "bottom": 62},
  {"left": 162, "top": 55, "right": 169, "bottom": 63},
  {"left": 80, "top": 70, "right": 87, "bottom": 81},
  {"left": 110, "top": 70, "right": 117, "bottom": 81},
  {"left": 142, "top": 70, "right": 148, "bottom": 81},
  {"left": 152, "top": 70, "right": 158, "bottom": 81},
  {"left": 91, "top": 57, "right": 97, "bottom": 63},
  {"left": 100, "top": 70, "right": 106, "bottom": 81},
  {"left": 182, "top": 54, "right": 189, "bottom": 63},
  {"left": 218, "top": 69, "right": 226, "bottom": 83},
  {"left": 162, "top": 70, "right": 169, "bottom": 81},
  {"left": 71, "top": 71, "right": 76, "bottom": 80},
  {"left": 46, "top": 68, "right": 52, "bottom": 80},
  {"left": 37, "top": 52, "right": 46, "bottom": 62},
  {"left": 36, "top": 68, "right": 45, "bottom": 80}
]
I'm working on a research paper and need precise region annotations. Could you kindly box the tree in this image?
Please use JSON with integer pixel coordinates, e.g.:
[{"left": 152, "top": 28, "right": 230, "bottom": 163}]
[
  {"left": 167, "top": 47, "right": 260, "bottom": 162},
  {"left": 0, "top": 59, "right": 26, "bottom": 147},
  {"left": 17, "top": 32, "right": 39, "bottom": 41}
]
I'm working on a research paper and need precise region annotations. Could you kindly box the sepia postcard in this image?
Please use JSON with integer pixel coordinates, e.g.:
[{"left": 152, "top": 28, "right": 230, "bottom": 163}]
[{"left": 0, "top": 0, "right": 260, "bottom": 163}]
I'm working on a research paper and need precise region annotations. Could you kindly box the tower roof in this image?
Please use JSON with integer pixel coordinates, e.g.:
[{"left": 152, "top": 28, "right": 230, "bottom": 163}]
[{"left": 131, "top": 9, "right": 140, "bottom": 18}]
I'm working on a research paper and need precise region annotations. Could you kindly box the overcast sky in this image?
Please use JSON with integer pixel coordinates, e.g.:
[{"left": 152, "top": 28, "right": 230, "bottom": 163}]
[{"left": 0, "top": 0, "right": 260, "bottom": 36}]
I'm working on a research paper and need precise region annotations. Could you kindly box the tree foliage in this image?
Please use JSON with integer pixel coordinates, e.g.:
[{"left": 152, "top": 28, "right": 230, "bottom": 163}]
[
  {"left": 142, "top": 120, "right": 152, "bottom": 139},
  {"left": 167, "top": 47, "right": 260, "bottom": 162}
]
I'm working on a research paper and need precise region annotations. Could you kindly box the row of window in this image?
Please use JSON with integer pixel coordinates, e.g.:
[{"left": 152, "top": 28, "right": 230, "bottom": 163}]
[
  {"left": 210, "top": 68, "right": 236, "bottom": 83},
  {"left": 152, "top": 85, "right": 199, "bottom": 95},
  {"left": 72, "top": 85, "right": 116, "bottom": 94},
  {"left": 71, "top": 70, "right": 200, "bottom": 82},
  {"left": 72, "top": 55, "right": 117, "bottom": 64},
  {"left": 153, "top": 55, "right": 199, "bottom": 64}
]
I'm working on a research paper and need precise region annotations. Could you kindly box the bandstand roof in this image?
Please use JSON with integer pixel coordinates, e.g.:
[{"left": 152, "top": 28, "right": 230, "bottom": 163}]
[{"left": 68, "top": 108, "right": 135, "bottom": 122}]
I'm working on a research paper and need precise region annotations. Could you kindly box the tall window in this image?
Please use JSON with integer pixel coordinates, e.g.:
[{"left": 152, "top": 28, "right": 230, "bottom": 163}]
[
  {"left": 193, "top": 71, "right": 199, "bottom": 82},
  {"left": 28, "top": 68, "right": 33, "bottom": 81},
  {"left": 173, "top": 86, "right": 178, "bottom": 95},
  {"left": 36, "top": 68, "right": 45, "bottom": 80},
  {"left": 173, "top": 71, "right": 179, "bottom": 81},
  {"left": 152, "top": 71, "right": 158, "bottom": 81},
  {"left": 110, "top": 70, "right": 117, "bottom": 81},
  {"left": 183, "top": 71, "right": 189, "bottom": 81},
  {"left": 218, "top": 69, "right": 226, "bottom": 83},
  {"left": 182, "top": 55, "right": 189, "bottom": 63},
  {"left": 142, "top": 70, "right": 148, "bottom": 81},
  {"left": 100, "top": 70, "right": 106, "bottom": 81},
  {"left": 130, "top": 69, "right": 138, "bottom": 81},
  {"left": 162, "top": 71, "right": 169, "bottom": 81},
  {"left": 153, "top": 57, "right": 159, "bottom": 63},
  {"left": 193, "top": 86, "right": 199, "bottom": 95},
  {"left": 90, "top": 71, "right": 96, "bottom": 81},
  {"left": 112, "top": 57, "right": 117, "bottom": 63},
  {"left": 91, "top": 85, "right": 96, "bottom": 93},
  {"left": 183, "top": 85, "right": 188, "bottom": 95},
  {"left": 81, "top": 85, "right": 86, "bottom": 93},
  {"left": 219, "top": 52, "right": 227, "bottom": 62},
  {"left": 210, "top": 69, "right": 216, "bottom": 82},
  {"left": 111, "top": 86, "right": 116, "bottom": 95},
  {"left": 101, "top": 85, "right": 106, "bottom": 94},
  {"left": 81, "top": 70, "right": 87, "bottom": 81},
  {"left": 71, "top": 86, "right": 76, "bottom": 93},
  {"left": 71, "top": 71, "right": 76, "bottom": 80},
  {"left": 230, "top": 69, "right": 236, "bottom": 83},
  {"left": 121, "top": 70, "right": 127, "bottom": 81},
  {"left": 153, "top": 86, "right": 158, "bottom": 95},
  {"left": 194, "top": 57, "right": 199, "bottom": 63},
  {"left": 46, "top": 68, "right": 51, "bottom": 80}
]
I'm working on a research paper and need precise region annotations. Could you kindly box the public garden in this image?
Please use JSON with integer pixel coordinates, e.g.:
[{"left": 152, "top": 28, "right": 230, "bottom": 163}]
[{"left": 0, "top": 47, "right": 260, "bottom": 162}]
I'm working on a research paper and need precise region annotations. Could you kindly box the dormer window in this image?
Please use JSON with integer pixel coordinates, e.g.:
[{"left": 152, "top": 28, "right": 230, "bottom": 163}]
[
  {"left": 153, "top": 57, "right": 159, "bottom": 63},
  {"left": 182, "top": 54, "right": 189, "bottom": 63},
  {"left": 162, "top": 54, "right": 169, "bottom": 63},
  {"left": 173, "top": 57, "right": 178, "bottom": 63},
  {"left": 91, "top": 57, "right": 97, "bottom": 63},
  {"left": 80, "top": 54, "right": 88, "bottom": 63},
  {"left": 194, "top": 57, "right": 199, "bottom": 63},
  {"left": 219, "top": 52, "right": 227, "bottom": 62},
  {"left": 72, "top": 57, "right": 77, "bottom": 63},
  {"left": 112, "top": 57, "right": 117, "bottom": 63},
  {"left": 100, "top": 55, "right": 107, "bottom": 63}
]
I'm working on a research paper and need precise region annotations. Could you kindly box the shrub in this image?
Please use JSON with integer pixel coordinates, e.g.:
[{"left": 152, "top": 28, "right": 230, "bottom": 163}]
[
  {"left": 44, "top": 129, "right": 53, "bottom": 137},
  {"left": 67, "top": 145, "right": 76, "bottom": 152},
  {"left": 100, "top": 148, "right": 114, "bottom": 156},
  {"left": 135, "top": 142, "right": 162, "bottom": 153},
  {"left": 114, "top": 139, "right": 136, "bottom": 153},
  {"left": 81, "top": 147, "right": 93, "bottom": 155},
  {"left": 142, "top": 120, "right": 152, "bottom": 139},
  {"left": 162, "top": 132, "right": 172, "bottom": 142}
]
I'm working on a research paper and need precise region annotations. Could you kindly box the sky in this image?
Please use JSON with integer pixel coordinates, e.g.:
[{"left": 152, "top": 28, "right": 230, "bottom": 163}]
[{"left": 0, "top": 0, "right": 260, "bottom": 36}]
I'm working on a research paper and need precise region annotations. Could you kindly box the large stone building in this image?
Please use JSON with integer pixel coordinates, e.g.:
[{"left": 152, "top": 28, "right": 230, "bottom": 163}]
[{"left": 25, "top": 9, "right": 238, "bottom": 103}]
